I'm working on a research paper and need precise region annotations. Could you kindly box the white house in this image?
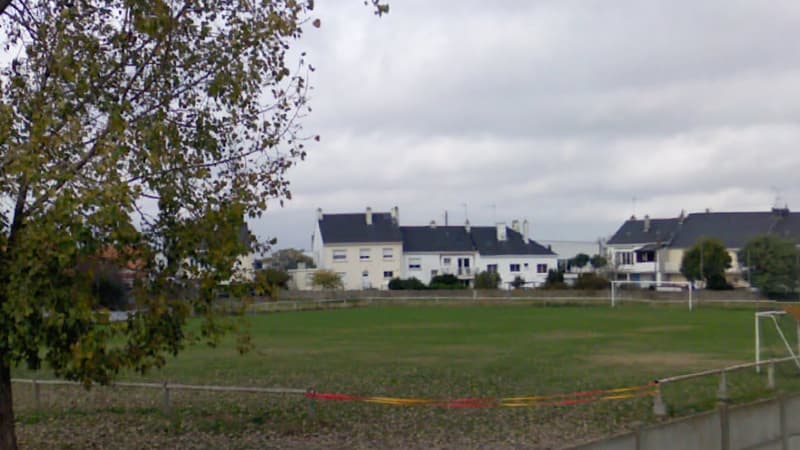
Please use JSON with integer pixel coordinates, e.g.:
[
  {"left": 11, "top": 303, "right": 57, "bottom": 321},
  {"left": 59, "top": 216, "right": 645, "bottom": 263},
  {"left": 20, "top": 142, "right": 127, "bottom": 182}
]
[
  {"left": 401, "top": 222, "right": 478, "bottom": 285},
  {"left": 471, "top": 221, "right": 557, "bottom": 289},
  {"left": 312, "top": 207, "right": 403, "bottom": 290}
]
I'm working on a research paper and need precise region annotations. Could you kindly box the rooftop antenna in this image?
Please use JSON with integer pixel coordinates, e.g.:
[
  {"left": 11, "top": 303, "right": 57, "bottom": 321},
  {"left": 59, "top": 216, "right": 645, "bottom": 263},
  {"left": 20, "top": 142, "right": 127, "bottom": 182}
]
[
  {"left": 444, "top": 210, "right": 448, "bottom": 226},
  {"left": 460, "top": 203, "right": 469, "bottom": 222},
  {"left": 771, "top": 186, "right": 785, "bottom": 209},
  {"left": 632, "top": 196, "right": 638, "bottom": 217}
]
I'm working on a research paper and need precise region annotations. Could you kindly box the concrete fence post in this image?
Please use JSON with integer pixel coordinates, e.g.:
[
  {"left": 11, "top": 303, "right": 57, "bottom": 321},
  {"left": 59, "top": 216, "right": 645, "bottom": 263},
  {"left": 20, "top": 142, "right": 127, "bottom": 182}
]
[
  {"left": 306, "top": 388, "right": 317, "bottom": 421},
  {"left": 717, "top": 371, "right": 729, "bottom": 402},
  {"left": 767, "top": 362, "right": 776, "bottom": 390},
  {"left": 33, "top": 379, "right": 41, "bottom": 411},
  {"left": 652, "top": 383, "right": 667, "bottom": 417},
  {"left": 162, "top": 381, "right": 171, "bottom": 415},
  {"left": 719, "top": 402, "right": 730, "bottom": 450}
]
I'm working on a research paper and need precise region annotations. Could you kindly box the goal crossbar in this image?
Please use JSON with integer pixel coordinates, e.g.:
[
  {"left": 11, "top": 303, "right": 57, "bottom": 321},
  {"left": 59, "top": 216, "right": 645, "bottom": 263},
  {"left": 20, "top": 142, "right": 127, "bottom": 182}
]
[{"left": 610, "top": 280, "right": 694, "bottom": 310}]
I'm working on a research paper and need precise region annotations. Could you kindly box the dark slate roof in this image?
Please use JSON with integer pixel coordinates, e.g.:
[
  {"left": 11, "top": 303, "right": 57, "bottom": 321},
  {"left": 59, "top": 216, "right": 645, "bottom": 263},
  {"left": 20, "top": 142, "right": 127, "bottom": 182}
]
[
  {"left": 318, "top": 212, "right": 402, "bottom": 243},
  {"left": 669, "top": 210, "right": 800, "bottom": 248},
  {"left": 470, "top": 227, "right": 556, "bottom": 256},
  {"left": 607, "top": 218, "right": 681, "bottom": 245},
  {"left": 401, "top": 226, "right": 474, "bottom": 252}
]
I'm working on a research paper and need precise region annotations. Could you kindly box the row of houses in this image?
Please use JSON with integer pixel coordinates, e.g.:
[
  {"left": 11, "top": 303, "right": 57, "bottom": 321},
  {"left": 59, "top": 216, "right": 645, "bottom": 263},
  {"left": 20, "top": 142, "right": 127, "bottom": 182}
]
[
  {"left": 306, "top": 207, "right": 558, "bottom": 290},
  {"left": 605, "top": 206, "right": 800, "bottom": 287}
]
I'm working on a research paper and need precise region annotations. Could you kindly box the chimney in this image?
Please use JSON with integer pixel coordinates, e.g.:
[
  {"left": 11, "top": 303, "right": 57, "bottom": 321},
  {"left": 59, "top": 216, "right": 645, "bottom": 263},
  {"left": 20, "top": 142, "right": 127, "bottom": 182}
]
[
  {"left": 512, "top": 220, "right": 520, "bottom": 233},
  {"left": 643, "top": 215, "right": 650, "bottom": 232},
  {"left": 316, "top": 207, "right": 323, "bottom": 221},
  {"left": 705, "top": 208, "right": 711, "bottom": 214},
  {"left": 496, "top": 223, "right": 507, "bottom": 242},
  {"left": 465, "top": 219, "right": 471, "bottom": 233},
  {"left": 678, "top": 209, "right": 686, "bottom": 224},
  {"left": 429, "top": 220, "right": 437, "bottom": 229},
  {"left": 522, "top": 219, "right": 529, "bottom": 242},
  {"left": 366, "top": 207, "right": 373, "bottom": 225},
  {"left": 390, "top": 206, "right": 399, "bottom": 224}
]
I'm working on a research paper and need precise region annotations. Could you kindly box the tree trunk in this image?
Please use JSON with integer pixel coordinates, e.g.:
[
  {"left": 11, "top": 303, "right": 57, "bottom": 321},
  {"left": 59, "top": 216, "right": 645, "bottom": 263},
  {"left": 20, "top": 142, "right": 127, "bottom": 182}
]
[{"left": 0, "top": 363, "right": 17, "bottom": 450}]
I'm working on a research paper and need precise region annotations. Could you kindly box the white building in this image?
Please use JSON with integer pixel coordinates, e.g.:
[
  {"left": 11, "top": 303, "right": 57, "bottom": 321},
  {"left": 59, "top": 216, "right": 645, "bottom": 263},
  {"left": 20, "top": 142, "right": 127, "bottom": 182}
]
[
  {"left": 471, "top": 221, "right": 557, "bottom": 289},
  {"left": 401, "top": 222, "right": 477, "bottom": 285},
  {"left": 312, "top": 207, "right": 403, "bottom": 290}
]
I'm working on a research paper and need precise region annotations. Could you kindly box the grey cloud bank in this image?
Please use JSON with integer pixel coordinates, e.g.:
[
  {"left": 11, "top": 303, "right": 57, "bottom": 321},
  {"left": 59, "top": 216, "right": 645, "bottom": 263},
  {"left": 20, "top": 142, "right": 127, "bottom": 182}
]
[{"left": 252, "top": 1, "right": 800, "bottom": 252}]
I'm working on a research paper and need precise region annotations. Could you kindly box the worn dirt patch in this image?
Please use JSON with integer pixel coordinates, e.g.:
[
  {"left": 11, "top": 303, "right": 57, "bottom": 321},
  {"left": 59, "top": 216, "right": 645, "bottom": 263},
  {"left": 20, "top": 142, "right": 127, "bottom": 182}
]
[{"left": 588, "top": 352, "right": 742, "bottom": 369}]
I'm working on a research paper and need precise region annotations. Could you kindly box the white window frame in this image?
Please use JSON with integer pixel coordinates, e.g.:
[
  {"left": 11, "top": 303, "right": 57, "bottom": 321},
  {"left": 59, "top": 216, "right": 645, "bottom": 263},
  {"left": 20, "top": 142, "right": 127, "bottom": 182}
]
[
  {"left": 360, "top": 248, "right": 371, "bottom": 261},
  {"left": 537, "top": 264, "right": 548, "bottom": 273},
  {"left": 382, "top": 248, "right": 394, "bottom": 259},
  {"left": 383, "top": 271, "right": 393, "bottom": 279},
  {"left": 332, "top": 249, "right": 347, "bottom": 261},
  {"left": 409, "top": 257, "right": 422, "bottom": 270},
  {"left": 510, "top": 263, "right": 521, "bottom": 273}
]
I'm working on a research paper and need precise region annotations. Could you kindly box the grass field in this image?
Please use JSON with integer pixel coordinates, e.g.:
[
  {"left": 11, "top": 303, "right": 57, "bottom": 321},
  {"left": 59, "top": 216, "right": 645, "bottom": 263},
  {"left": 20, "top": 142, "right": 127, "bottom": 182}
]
[{"left": 11, "top": 302, "right": 800, "bottom": 449}]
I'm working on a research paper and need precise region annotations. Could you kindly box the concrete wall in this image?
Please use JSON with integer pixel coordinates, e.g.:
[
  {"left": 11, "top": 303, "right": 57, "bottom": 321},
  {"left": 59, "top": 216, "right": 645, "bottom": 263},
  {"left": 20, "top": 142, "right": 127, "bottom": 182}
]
[{"left": 570, "top": 394, "right": 800, "bottom": 450}]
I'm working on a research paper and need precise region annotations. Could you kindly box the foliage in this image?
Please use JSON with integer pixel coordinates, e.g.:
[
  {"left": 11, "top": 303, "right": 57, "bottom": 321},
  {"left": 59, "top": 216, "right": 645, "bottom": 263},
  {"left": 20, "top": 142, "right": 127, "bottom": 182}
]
[
  {"left": 543, "top": 269, "right": 568, "bottom": 289},
  {"left": 0, "top": 0, "right": 388, "bottom": 446},
  {"left": 473, "top": 271, "right": 501, "bottom": 289},
  {"left": 90, "top": 265, "right": 130, "bottom": 311},
  {"left": 590, "top": 254, "right": 608, "bottom": 269},
  {"left": 680, "top": 238, "right": 732, "bottom": 289},
  {"left": 570, "top": 253, "right": 591, "bottom": 269},
  {"left": 429, "top": 274, "right": 464, "bottom": 289},
  {"left": 739, "top": 235, "right": 800, "bottom": 298},
  {"left": 263, "top": 248, "right": 315, "bottom": 271},
  {"left": 388, "top": 277, "right": 427, "bottom": 290},
  {"left": 573, "top": 273, "right": 610, "bottom": 290},
  {"left": 510, "top": 275, "right": 526, "bottom": 289},
  {"left": 253, "top": 268, "right": 290, "bottom": 299},
  {"left": 311, "top": 270, "right": 343, "bottom": 290}
]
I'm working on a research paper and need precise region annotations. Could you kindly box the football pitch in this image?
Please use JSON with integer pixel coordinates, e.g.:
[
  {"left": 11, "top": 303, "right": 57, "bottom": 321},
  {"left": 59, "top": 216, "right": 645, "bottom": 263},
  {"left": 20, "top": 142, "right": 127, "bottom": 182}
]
[{"left": 13, "top": 303, "right": 800, "bottom": 449}]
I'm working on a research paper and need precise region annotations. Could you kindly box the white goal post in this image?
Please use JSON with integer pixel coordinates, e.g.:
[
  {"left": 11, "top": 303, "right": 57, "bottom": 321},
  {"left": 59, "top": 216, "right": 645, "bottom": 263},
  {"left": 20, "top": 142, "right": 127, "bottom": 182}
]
[
  {"left": 755, "top": 309, "right": 800, "bottom": 373},
  {"left": 610, "top": 280, "right": 694, "bottom": 310}
]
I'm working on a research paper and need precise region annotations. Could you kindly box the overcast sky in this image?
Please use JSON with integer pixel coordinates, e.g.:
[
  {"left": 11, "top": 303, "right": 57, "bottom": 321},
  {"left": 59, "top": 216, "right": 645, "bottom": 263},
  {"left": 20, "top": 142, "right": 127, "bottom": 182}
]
[{"left": 253, "top": 0, "right": 800, "bottom": 252}]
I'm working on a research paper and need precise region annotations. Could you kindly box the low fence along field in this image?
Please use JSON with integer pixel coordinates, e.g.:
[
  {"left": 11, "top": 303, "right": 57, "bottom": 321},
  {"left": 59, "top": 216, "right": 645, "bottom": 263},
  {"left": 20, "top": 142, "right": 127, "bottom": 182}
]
[{"left": 11, "top": 302, "right": 800, "bottom": 449}]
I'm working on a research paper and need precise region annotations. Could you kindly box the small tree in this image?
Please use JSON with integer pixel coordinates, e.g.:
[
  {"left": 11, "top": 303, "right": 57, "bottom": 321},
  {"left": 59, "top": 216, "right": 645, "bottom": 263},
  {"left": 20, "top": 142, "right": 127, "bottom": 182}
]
[
  {"left": 510, "top": 276, "right": 526, "bottom": 289},
  {"left": 590, "top": 254, "right": 608, "bottom": 270},
  {"left": 681, "top": 238, "right": 732, "bottom": 289},
  {"left": 739, "top": 235, "right": 800, "bottom": 298},
  {"left": 253, "top": 268, "right": 290, "bottom": 299},
  {"left": 311, "top": 270, "right": 343, "bottom": 290},
  {"left": 571, "top": 253, "right": 591, "bottom": 271},
  {"left": 474, "top": 271, "right": 501, "bottom": 289}
]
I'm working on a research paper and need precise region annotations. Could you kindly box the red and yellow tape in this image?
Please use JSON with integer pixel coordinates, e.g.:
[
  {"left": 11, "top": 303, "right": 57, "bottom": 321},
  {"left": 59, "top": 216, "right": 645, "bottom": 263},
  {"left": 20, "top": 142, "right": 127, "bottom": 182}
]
[{"left": 305, "top": 382, "right": 657, "bottom": 409}]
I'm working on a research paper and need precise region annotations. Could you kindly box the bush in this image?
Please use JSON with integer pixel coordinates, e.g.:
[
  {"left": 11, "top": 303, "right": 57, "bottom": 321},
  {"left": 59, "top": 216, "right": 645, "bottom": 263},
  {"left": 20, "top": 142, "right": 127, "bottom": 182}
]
[
  {"left": 429, "top": 274, "right": 464, "bottom": 289},
  {"left": 543, "top": 269, "right": 567, "bottom": 289},
  {"left": 253, "top": 268, "right": 290, "bottom": 299},
  {"left": 510, "top": 276, "right": 526, "bottom": 289},
  {"left": 574, "top": 273, "right": 610, "bottom": 290},
  {"left": 388, "top": 277, "right": 427, "bottom": 290},
  {"left": 474, "top": 271, "right": 501, "bottom": 289},
  {"left": 311, "top": 269, "right": 343, "bottom": 290}
]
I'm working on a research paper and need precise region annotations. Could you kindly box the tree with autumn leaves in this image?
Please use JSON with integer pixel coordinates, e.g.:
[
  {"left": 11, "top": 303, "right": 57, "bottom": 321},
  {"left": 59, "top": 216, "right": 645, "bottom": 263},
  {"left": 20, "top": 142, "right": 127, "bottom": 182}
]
[{"left": 0, "top": 0, "right": 387, "bottom": 447}]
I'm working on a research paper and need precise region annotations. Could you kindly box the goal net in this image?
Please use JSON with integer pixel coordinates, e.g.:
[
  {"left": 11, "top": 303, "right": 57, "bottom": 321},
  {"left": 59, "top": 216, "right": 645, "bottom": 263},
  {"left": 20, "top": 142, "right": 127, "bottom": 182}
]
[
  {"left": 610, "top": 280, "right": 694, "bottom": 310},
  {"left": 755, "top": 308, "right": 800, "bottom": 372}
]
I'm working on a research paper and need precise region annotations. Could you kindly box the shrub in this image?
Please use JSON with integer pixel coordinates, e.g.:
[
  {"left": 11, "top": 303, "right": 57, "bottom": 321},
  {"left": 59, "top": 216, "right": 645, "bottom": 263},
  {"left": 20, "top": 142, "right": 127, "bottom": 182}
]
[
  {"left": 544, "top": 269, "right": 567, "bottom": 290},
  {"left": 429, "top": 274, "right": 464, "bottom": 289},
  {"left": 474, "top": 271, "right": 501, "bottom": 289},
  {"left": 311, "top": 269, "right": 343, "bottom": 290},
  {"left": 574, "top": 273, "right": 610, "bottom": 290},
  {"left": 388, "top": 277, "right": 427, "bottom": 290},
  {"left": 510, "top": 276, "right": 526, "bottom": 289},
  {"left": 253, "top": 268, "right": 290, "bottom": 299}
]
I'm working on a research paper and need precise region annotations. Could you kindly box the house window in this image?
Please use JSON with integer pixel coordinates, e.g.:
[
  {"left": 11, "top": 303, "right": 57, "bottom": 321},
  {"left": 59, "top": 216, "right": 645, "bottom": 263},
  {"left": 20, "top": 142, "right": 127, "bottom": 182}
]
[
  {"left": 510, "top": 264, "right": 521, "bottom": 272},
  {"left": 636, "top": 251, "right": 655, "bottom": 263},
  {"left": 382, "top": 248, "right": 393, "bottom": 259},
  {"left": 409, "top": 257, "right": 421, "bottom": 270},
  {"left": 360, "top": 248, "right": 371, "bottom": 261},
  {"left": 487, "top": 264, "right": 498, "bottom": 273},
  {"left": 537, "top": 264, "right": 548, "bottom": 273},
  {"left": 442, "top": 257, "right": 451, "bottom": 265},
  {"left": 383, "top": 271, "right": 393, "bottom": 278},
  {"left": 524, "top": 263, "right": 529, "bottom": 268},
  {"left": 333, "top": 250, "right": 347, "bottom": 261},
  {"left": 617, "top": 252, "right": 633, "bottom": 265},
  {"left": 431, "top": 269, "right": 438, "bottom": 277}
]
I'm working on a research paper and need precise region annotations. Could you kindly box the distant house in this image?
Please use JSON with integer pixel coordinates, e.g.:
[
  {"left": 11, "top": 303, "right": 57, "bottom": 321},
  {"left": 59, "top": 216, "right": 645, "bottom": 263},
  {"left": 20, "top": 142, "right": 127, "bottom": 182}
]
[
  {"left": 311, "top": 207, "right": 557, "bottom": 290},
  {"left": 606, "top": 207, "right": 800, "bottom": 287},
  {"left": 312, "top": 207, "right": 404, "bottom": 290}
]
